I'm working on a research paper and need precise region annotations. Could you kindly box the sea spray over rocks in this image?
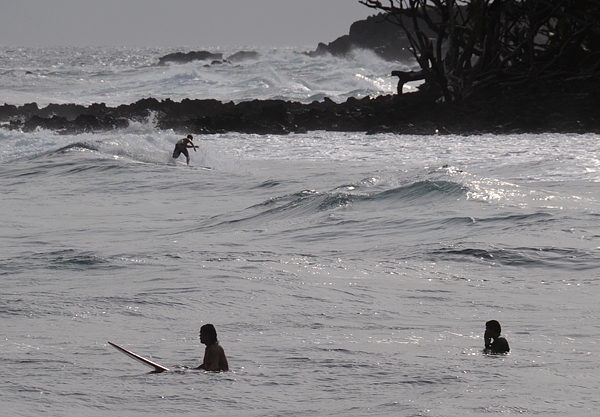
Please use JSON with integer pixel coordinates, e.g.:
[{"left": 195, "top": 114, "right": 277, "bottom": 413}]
[{"left": 2, "top": 75, "right": 600, "bottom": 135}]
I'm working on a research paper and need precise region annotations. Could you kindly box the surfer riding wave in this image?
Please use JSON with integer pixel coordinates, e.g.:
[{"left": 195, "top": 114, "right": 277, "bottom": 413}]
[{"left": 172, "top": 134, "right": 198, "bottom": 165}]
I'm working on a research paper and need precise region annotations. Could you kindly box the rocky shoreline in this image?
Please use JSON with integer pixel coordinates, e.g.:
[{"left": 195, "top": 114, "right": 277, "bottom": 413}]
[
  {"left": 1, "top": 74, "right": 599, "bottom": 136},
  {"left": 4, "top": 11, "right": 597, "bottom": 137}
]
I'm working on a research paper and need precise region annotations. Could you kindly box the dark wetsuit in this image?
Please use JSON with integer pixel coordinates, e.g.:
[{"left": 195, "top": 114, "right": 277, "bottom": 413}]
[
  {"left": 487, "top": 336, "right": 510, "bottom": 354},
  {"left": 172, "top": 139, "right": 190, "bottom": 159}
]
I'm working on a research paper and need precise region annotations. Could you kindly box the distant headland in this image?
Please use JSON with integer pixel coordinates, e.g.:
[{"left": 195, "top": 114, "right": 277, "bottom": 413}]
[{"left": 307, "top": 13, "right": 417, "bottom": 62}]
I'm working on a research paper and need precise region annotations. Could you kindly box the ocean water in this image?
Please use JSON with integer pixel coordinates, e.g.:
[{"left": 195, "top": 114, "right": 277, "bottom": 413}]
[
  {"left": 0, "top": 46, "right": 405, "bottom": 106},
  {"left": 1, "top": 47, "right": 600, "bottom": 417}
]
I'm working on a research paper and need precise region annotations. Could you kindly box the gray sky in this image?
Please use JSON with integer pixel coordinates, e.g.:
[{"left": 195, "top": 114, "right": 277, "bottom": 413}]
[{"left": 0, "top": 0, "right": 375, "bottom": 47}]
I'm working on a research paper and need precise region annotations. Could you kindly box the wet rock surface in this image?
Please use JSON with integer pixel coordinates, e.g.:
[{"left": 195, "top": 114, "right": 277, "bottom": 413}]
[
  {"left": 307, "top": 13, "right": 432, "bottom": 62},
  {"left": 158, "top": 50, "right": 223, "bottom": 65},
  {"left": 2, "top": 76, "right": 599, "bottom": 135}
]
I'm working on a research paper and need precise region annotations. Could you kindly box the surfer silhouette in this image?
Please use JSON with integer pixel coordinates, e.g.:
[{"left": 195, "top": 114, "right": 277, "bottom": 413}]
[
  {"left": 197, "top": 324, "right": 229, "bottom": 372},
  {"left": 172, "top": 134, "right": 198, "bottom": 165},
  {"left": 484, "top": 320, "right": 510, "bottom": 354}
]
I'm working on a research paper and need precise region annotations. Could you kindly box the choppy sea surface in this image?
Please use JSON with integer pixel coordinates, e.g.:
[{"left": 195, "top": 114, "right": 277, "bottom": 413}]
[{"left": 1, "top": 46, "right": 600, "bottom": 417}]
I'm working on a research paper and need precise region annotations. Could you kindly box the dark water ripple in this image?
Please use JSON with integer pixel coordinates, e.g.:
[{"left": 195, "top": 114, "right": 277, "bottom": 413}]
[
  {"left": 199, "top": 179, "right": 468, "bottom": 232},
  {"left": 33, "top": 249, "right": 115, "bottom": 271},
  {"left": 430, "top": 245, "right": 600, "bottom": 270}
]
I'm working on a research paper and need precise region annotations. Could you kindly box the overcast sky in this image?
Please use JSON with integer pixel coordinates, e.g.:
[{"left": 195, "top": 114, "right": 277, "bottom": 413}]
[{"left": 0, "top": 0, "right": 375, "bottom": 47}]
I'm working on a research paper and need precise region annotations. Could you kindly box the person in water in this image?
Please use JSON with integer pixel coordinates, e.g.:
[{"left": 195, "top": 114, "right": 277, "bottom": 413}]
[
  {"left": 484, "top": 320, "right": 510, "bottom": 354},
  {"left": 172, "top": 134, "right": 198, "bottom": 165},
  {"left": 197, "top": 324, "right": 229, "bottom": 372}
]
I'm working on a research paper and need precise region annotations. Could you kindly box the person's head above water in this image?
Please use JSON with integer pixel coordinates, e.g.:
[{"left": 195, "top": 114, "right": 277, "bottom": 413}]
[
  {"left": 187, "top": 134, "right": 193, "bottom": 140},
  {"left": 484, "top": 319, "right": 510, "bottom": 353},
  {"left": 200, "top": 323, "right": 218, "bottom": 345},
  {"left": 485, "top": 320, "right": 502, "bottom": 337}
]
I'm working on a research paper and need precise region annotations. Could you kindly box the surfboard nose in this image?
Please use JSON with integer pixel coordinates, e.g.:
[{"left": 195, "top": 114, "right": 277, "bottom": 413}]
[{"left": 108, "top": 341, "right": 169, "bottom": 373}]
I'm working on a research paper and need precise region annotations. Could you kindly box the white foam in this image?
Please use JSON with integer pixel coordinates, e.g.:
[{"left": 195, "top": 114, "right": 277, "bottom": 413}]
[{"left": 1, "top": 46, "right": 414, "bottom": 107}]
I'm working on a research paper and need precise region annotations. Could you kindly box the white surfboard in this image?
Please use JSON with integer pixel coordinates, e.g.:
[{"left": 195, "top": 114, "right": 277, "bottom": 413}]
[{"left": 108, "top": 341, "right": 169, "bottom": 373}]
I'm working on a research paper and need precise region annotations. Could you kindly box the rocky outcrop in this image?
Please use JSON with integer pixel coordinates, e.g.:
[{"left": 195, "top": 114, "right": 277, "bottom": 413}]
[
  {"left": 158, "top": 51, "right": 223, "bottom": 65},
  {"left": 308, "top": 13, "right": 419, "bottom": 61},
  {"left": 2, "top": 75, "right": 599, "bottom": 135},
  {"left": 226, "top": 51, "right": 259, "bottom": 62},
  {"left": 157, "top": 50, "right": 259, "bottom": 66}
]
